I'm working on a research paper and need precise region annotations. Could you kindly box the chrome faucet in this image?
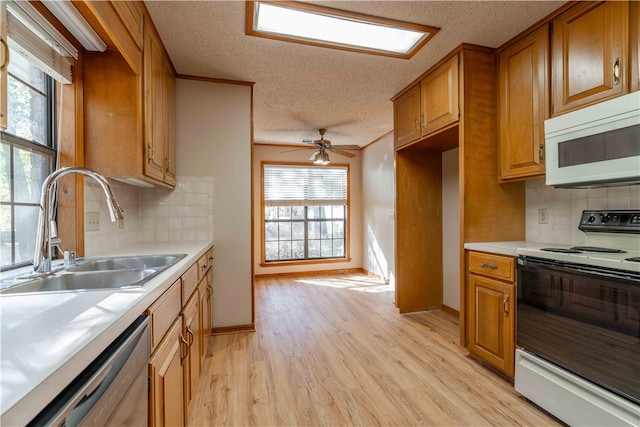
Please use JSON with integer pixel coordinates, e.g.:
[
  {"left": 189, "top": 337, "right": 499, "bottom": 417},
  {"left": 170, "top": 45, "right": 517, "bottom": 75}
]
[{"left": 33, "top": 167, "right": 125, "bottom": 274}]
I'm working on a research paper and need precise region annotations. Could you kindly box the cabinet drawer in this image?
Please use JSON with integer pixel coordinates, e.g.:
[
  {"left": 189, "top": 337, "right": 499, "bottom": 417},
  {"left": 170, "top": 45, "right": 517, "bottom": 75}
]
[
  {"left": 197, "top": 248, "right": 214, "bottom": 282},
  {"left": 147, "top": 278, "right": 182, "bottom": 353},
  {"left": 182, "top": 262, "right": 198, "bottom": 305},
  {"left": 468, "top": 251, "right": 515, "bottom": 282}
]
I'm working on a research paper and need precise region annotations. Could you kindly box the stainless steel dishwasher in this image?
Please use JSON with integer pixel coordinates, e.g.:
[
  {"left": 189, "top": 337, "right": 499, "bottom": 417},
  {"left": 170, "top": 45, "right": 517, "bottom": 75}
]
[{"left": 28, "top": 316, "right": 149, "bottom": 426}]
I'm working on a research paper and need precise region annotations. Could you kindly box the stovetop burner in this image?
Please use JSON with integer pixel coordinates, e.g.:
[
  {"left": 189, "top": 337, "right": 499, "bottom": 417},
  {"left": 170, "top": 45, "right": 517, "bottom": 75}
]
[
  {"left": 570, "top": 246, "right": 627, "bottom": 254},
  {"left": 541, "top": 248, "right": 582, "bottom": 253}
]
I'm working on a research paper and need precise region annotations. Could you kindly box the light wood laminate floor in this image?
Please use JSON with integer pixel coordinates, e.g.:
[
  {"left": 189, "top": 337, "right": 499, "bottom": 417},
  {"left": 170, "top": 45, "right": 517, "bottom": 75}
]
[{"left": 189, "top": 273, "right": 560, "bottom": 426}]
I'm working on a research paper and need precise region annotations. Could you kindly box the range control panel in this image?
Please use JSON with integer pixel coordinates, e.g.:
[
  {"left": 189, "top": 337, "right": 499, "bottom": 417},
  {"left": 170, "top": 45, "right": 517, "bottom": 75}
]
[{"left": 579, "top": 210, "right": 640, "bottom": 233}]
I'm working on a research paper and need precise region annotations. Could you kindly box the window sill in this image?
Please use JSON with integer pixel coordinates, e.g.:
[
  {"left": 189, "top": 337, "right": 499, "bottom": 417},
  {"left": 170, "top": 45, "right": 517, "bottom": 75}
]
[{"left": 260, "top": 258, "right": 352, "bottom": 268}]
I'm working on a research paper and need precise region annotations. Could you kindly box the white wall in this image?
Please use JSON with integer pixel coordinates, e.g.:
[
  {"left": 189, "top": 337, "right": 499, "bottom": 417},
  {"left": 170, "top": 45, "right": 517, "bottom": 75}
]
[
  {"left": 252, "top": 144, "right": 362, "bottom": 275},
  {"left": 442, "top": 148, "right": 460, "bottom": 310},
  {"left": 361, "top": 133, "right": 395, "bottom": 285},
  {"left": 525, "top": 179, "right": 640, "bottom": 245},
  {"left": 176, "top": 79, "right": 253, "bottom": 328}
]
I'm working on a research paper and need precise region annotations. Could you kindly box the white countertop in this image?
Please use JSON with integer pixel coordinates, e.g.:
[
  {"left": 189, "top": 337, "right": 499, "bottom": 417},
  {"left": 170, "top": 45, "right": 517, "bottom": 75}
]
[
  {"left": 463, "top": 241, "right": 552, "bottom": 257},
  {"left": 0, "top": 240, "right": 213, "bottom": 426}
]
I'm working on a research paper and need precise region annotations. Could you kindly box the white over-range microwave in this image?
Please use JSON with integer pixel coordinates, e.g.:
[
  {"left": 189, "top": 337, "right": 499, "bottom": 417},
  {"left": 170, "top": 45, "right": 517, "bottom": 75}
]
[{"left": 545, "top": 91, "right": 640, "bottom": 188}]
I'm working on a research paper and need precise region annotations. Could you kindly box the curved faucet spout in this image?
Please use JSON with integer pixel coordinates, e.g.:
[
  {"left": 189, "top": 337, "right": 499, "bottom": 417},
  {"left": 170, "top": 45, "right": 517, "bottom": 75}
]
[{"left": 33, "top": 167, "right": 125, "bottom": 273}]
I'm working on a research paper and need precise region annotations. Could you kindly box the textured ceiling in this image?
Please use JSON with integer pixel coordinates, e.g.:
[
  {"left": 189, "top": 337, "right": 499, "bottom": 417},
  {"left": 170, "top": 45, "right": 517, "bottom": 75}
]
[{"left": 145, "top": 0, "right": 564, "bottom": 148}]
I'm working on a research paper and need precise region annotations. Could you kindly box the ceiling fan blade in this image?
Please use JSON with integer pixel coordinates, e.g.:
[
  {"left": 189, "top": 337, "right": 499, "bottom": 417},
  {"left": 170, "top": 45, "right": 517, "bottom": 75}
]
[
  {"left": 329, "top": 144, "right": 360, "bottom": 150},
  {"left": 281, "top": 147, "right": 316, "bottom": 153},
  {"left": 328, "top": 148, "right": 356, "bottom": 158}
]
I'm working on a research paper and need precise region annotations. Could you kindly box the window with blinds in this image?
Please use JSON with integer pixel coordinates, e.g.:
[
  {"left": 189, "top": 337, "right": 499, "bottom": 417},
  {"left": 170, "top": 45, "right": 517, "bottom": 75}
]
[
  {"left": 1, "top": 0, "right": 69, "bottom": 269},
  {"left": 262, "top": 164, "right": 348, "bottom": 263}
]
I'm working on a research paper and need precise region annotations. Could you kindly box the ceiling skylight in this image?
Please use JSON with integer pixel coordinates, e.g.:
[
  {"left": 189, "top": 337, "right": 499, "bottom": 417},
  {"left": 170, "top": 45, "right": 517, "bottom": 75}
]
[{"left": 246, "top": 1, "right": 439, "bottom": 59}]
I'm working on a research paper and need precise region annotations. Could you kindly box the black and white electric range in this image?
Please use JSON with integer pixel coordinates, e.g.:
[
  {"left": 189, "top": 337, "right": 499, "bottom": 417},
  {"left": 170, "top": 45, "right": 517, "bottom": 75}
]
[{"left": 514, "top": 210, "right": 640, "bottom": 426}]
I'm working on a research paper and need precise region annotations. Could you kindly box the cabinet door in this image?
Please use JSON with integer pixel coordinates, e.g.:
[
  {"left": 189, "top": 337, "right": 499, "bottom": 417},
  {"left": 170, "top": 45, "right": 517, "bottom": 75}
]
[
  {"left": 150, "top": 317, "right": 185, "bottom": 427},
  {"left": 552, "top": 1, "right": 628, "bottom": 115},
  {"left": 163, "top": 53, "right": 176, "bottom": 186},
  {"left": 499, "top": 25, "right": 549, "bottom": 180},
  {"left": 393, "top": 84, "right": 421, "bottom": 149},
  {"left": 1, "top": 0, "right": 7, "bottom": 130},
  {"left": 467, "top": 274, "right": 515, "bottom": 377},
  {"left": 420, "top": 54, "right": 459, "bottom": 136},
  {"left": 182, "top": 292, "right": 201, "bottom": 421},
  {"left": 144, "top": 17, "right": 165, "bottom": 182},
  {"left": 198, "top": 273, "right": 212, "bottom": 367}
]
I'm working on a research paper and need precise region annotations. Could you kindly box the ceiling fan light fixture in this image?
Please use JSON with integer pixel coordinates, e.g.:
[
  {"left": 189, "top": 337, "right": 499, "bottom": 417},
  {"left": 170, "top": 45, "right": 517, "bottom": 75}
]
[{"left": 311, "top": 148, "right": 330, "bottom": 165}]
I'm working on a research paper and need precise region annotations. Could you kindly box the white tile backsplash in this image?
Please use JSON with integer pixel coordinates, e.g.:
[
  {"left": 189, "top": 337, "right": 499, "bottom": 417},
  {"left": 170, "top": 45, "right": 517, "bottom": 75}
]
[
  {"left": 525, "top": 178, "right": 640, "bottom": 245},
  {"left": 84, "top": 176, "right": 214, "bottom": 255}
]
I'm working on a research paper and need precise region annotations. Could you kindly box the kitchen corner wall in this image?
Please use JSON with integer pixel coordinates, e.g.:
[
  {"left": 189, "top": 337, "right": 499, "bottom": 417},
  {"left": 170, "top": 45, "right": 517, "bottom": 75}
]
[
  {"left": 525, "top": 178, "right": 640, "bottom": 245},
  {"left": 84, "top": 176, "right": 214, "bottom": 256}
]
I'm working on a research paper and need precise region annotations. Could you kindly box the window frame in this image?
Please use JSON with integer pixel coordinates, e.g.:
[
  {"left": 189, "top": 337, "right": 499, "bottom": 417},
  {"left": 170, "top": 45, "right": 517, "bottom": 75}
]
[
  {"left": 1, "top": 56, "right": 57, "bottom": 271},
  {"left": 260, "top": 161, "right": 351, "bottom": 267}
]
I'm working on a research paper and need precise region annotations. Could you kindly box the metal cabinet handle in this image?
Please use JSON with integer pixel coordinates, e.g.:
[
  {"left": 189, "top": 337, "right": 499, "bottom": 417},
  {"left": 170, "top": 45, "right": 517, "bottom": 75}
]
[
  {"left": 147, "top": 143, "right": 154, "bottom": 162},
  {"left": 186, "top": 326, "right": 194, "bottom": 346},
  {"left": 201, "top": 265, "right": 207, "bottom": 271},
  {"left": 165, "top": 157, "right": 170, "bottom": 174},
  {"left": 613, "top": 57, "right": 621, "bottom": 86},
  {"left": 0, "top": 39, "right": 9, "bottom": 72},
  {"left": 208, "top": 256, "right": 213, "bottom": 262},
  {"left": 480, "top": 262, "right": 498, "bottom": 270},
  {"left": 503, "top": 295, "right": 510, "bottom": 314},
  {"left": 180, "top": 335, "right": 189, "bottom": 359},
  {"left": 539, "top": 142, "right": 545, "bottom": 164},
  {"left": 413, "top": 117, "right": 419, "bottom": 131},
  {"left": 421, "top": 112, "right": 426, "bottom": 128}
]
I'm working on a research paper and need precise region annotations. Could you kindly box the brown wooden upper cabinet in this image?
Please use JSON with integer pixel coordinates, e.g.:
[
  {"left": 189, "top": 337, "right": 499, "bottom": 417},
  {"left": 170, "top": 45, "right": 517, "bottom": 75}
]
[
  {"left": 80, "top": 1, "right": 176, "bottom": 189},
  {"left": 393, "top": 54, "right": 459, "bottom": 149},
  {"left": 393, "top": 85, "right": 421, "bottom": 149},
  {"left": 551, "top": 1, "right": 629, "bottom": 116},
  {"left": 144, "top": 15, "right": 176, "bottom": 187},
  {"left": 420, "top": 55, "right": 459, "bottom": 135},
  {"left": 498, "top": 25, "right": 549, "bottom": 180}
]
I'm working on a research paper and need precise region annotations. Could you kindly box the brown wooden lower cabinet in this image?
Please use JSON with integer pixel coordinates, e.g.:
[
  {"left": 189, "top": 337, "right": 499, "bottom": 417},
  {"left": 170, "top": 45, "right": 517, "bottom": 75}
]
[
  {"left": 466, "top": 250, "right": 516, "bottom": 377},
  {"left": 147, "top": 246, "right": 214, "bottom": 427},
  {"left": 149, "top": 317, "right": 185, "bottom": 427},
  {"left": 182, "top": 291, "right": 201, "bottom": 421}
]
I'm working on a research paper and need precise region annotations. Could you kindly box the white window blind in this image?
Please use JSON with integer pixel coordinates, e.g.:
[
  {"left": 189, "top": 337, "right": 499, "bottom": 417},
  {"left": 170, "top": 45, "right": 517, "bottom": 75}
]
[
  {"left": 264, "top": 165, "right": 347, "bottom": 206},
  {"left": 6, "top": 0, "right": 76, "bottom": 83}
]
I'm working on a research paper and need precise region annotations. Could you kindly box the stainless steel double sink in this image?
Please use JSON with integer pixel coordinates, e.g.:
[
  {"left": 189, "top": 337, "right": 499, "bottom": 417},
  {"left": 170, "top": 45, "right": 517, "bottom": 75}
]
[{"left": 1, "top": 254, "right": 186, "bottom": 294}]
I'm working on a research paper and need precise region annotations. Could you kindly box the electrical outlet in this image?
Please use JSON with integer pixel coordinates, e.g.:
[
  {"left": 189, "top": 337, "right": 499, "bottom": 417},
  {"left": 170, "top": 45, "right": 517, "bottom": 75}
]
[
  {"left": 86, "top": 212, "right": 100, "bottom": 231},
  {"left": 538, "top": 208, "right": 548, "bottom": 224}
]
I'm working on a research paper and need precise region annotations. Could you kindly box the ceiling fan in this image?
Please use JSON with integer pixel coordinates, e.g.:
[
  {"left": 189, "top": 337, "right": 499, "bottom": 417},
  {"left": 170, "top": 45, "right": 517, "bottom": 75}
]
[{"left": 303, "top": 129, "right": 359, "bottom": 165}]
